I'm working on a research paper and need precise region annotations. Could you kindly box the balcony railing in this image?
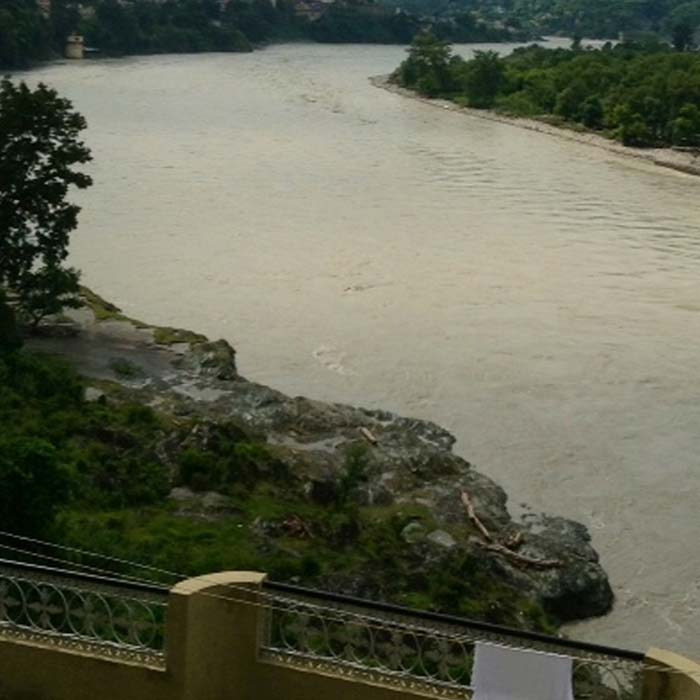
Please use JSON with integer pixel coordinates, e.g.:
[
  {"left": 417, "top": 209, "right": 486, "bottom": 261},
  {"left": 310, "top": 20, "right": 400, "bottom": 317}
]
[
  {"left": 0, "top": 558, "right": 649, "bottom": 698},
  {"left": 260, "top": 580, "right": 646, "bottom": 700},
  {"left": 0, "top": 558, "right": 168, "bottom": 666}
]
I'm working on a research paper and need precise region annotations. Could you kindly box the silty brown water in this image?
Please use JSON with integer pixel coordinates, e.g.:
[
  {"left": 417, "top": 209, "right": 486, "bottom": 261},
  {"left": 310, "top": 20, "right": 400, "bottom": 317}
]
[{"left": 26, "top": 40, "right": 700, "bottom": 654}]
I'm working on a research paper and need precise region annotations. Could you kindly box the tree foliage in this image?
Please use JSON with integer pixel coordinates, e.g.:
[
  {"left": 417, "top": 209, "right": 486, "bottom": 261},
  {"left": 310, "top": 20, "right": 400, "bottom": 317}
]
[
  {"left": 0, "top": 0, "right": 51, "bottom": 69},
  {"left": 0, "top": 353, "right": 78, "bottom": 535},
  {"left": 0, "top": 290, "right": 21, "bottom": 355},
  {"left": 461, "top": 50, "right": 505, "bottom": 108},
  {"left": 398, "top": 32, "right": 459, "bottom": 95},
  {"left": 395, "top": 0, "right": 700, "bottom": 42},
  {"left": 395, "top": 38, "right": 700, "bottom": 148},
  {"left": 0, "top": 436, "right": 70, "bottom": 536},
  {"left": 0, "top": 79, "right": 92, "bottom": 326},
  {"left": 0, "top": 0, "right": 533, "bottom": 69},
  {"left": 81, "top": 0, "right": 256, "bottom": 55},
  {"left": 0, "top": 346, "right": 556, "bottom": 630}
]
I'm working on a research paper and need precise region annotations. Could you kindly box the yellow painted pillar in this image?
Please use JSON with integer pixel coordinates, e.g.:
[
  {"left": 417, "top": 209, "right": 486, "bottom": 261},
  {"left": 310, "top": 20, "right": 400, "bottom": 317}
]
[
  {"left": 643, "top": 648, "right": 700, "bottom": 700},
  {"left": 167, "top": 571, "right": 267, "bottom": 700}
]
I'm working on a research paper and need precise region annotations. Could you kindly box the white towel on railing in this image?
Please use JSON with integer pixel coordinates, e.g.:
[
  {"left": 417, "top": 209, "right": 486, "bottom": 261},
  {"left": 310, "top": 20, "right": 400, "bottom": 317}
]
[{"left": 471, "top": 642, "right": 575, "bottom": 700}]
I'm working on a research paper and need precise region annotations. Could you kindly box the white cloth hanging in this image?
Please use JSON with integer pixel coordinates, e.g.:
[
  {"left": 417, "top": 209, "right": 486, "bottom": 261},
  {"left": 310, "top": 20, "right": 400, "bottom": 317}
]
[{"left": 471, "top": 641, "right": 575, "bottom": 700}]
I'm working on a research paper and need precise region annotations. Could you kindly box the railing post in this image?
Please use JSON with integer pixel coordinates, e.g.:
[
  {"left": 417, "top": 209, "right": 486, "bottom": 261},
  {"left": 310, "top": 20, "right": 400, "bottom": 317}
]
[
  {"left": 643, "top": 648, "right": 700, "bottom": 700},
  {"left": 167, "top": 571, "right": 267, "bottom": 700}
]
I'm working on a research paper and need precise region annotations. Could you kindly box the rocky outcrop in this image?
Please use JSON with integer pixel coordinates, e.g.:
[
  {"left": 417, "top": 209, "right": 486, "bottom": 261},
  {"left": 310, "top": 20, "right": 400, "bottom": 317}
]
[{"left": 27, "top": 294, "right": 614, "bottom": 624}]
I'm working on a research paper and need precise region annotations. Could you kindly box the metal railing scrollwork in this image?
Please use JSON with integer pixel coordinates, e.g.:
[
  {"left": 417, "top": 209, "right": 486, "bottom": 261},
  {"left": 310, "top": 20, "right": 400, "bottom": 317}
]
[
  {"left": 0, "top": 559, "right": 168, "bottom": 665},
  {"left": 260, "top": 581, "right": 645, "bottom": 700}
]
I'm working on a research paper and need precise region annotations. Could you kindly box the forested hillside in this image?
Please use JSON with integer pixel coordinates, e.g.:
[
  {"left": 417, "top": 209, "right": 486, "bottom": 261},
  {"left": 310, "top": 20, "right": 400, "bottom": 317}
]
[
  {"left": 0, "top": 0, "right": 53, "bottom": 68},
  {"left": 500, "top": 0, "right": 700, "bottom": 41},
  {"left": 0, "top": 0, "right": 527, "bottom": 69},
  {"left": 380, "top": 0, "right": 700, "bottom": 43}
]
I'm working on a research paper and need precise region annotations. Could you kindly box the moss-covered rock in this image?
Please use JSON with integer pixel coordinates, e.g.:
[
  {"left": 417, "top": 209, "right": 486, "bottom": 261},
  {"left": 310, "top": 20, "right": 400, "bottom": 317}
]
[{"left": 22, "top": 293, "right": 614, "bottom": 631}]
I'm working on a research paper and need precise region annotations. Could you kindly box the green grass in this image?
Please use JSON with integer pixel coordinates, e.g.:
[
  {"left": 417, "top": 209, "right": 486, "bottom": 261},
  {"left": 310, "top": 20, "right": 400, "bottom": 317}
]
[
  {"left": 0, "top": 348, "right": 558, "bottom": 632},
  {"left": 108, "top": 357, "right": 145, "bottom": 379},
  {"left": 80, "top": 287, "right": 132, "bottom": 323},
  {"left": 152, "top": 326, "right": 207, "bottom": 346},
  {"left": 80, "top": 286, "right": 210, "bottom": 347}
]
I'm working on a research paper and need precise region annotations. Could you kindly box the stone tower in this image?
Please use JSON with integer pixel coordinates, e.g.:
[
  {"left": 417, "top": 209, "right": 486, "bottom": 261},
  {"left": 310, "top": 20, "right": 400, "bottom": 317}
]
[{"left": 65, "top": 34, "right": 85, "bottom": 59}]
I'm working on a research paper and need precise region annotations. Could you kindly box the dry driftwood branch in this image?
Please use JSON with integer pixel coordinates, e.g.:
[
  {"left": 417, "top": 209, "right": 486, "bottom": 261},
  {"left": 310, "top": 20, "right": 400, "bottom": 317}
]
[
  {"left": 460, "top": 489, "right": 558, "bottom": 569},
  {"left": 460, "top": 490, "right": 492, "bottom": 542},
  {"left": 359, "top": 427, "right": 378, "bottom": 445},
  {"left": 503, "top": 530, "right": 524, "bottom": 551},
  {"left": 474, "top": 540, "right": 562, "bottom": 569}
]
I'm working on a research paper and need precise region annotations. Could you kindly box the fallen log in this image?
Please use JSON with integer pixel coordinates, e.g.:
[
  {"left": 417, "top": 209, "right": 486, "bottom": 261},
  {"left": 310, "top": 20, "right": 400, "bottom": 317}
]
[
  {"left": 460, "top": 490, "right": 492, "bottom": 542},
  {"left": 474, "top": 539, "right": 562, "bottom": 569},
  {"left": 359, "top": 427, "right": 378, "bottom": 445},
  {"left": 503, "top": 530, "right": 524, "bottom": 551}
]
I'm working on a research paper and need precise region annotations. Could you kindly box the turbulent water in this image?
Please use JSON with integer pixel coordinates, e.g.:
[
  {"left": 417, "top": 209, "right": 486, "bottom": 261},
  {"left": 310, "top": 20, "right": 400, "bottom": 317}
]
[{"left": 26, "top": 41, "right": 700, "bottom": 655}]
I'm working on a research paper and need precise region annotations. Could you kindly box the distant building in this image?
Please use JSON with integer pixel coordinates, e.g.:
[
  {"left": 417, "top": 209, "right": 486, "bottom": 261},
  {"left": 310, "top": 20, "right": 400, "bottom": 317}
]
[
  {"left": 65, "top": 34, "right": 85, "bottom": 59},
  {"left": 219, "top": 0, "right": 277, "bottom": 9},
  {"left": 294, "top": 0, "right": 322, "bottom": 20},
  {"left": 294, "top": 0, "right": 336, "bottom": 20}
]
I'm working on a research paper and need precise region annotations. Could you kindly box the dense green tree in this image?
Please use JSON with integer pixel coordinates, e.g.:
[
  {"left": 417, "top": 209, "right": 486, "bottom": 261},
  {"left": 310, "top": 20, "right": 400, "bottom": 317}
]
[
  {"left": 579, "top": 95, "right": 604, "bottom": 128},
  {"left": 0, "top": 435, "right": 71, "bottom": 536},
  {"left": 615, "top": 108, "right": 654, "bottom": 146},
  {"left": 0, "top": 290, "right": 21, "bottom": 354},
  {"left": 671, "top": 103, "right": 700, "bottom": 144},
  {"left": 465, "top": 0, "right": 700, "bottom": 40},
  {"left": 0, "top": 0, "right": 527, "bottom": 67},
  {"left": 553, "top": 81, "right": 586, "bottom": 120},
  {"left": 49, "top": 0, "right": 82, "bottom": 53},
  {"left": 0, "top": 80, "right": 92, "bottom": 326},
  {"left": 398, "top": 32, "right": 457, "bottom": 96},
  {"left": 666, "top": 1, "right": 700, "bottom": 48},
  {"left": 462, "top": 50, "right": 505, "bottom": 108},
  {"left": 671, "top": 18, "right": 697, "bottom": 49},
  {"left": 0, "top": 0, "right": 51, "bottom": 68},
  {"left": 395, "top": 41, "right": 700, "bottom": 149},
  {"left": 92, "top": 0, "right": 142, "bottom": 54}
]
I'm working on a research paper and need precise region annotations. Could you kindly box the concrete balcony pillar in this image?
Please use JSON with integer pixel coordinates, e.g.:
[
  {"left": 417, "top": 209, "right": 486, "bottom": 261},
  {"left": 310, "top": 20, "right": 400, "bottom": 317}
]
[
  {"left": 166, "top": 571, "right": 267, "bottom": 700},
  {"left": 643, "top": 647, "right": 700, "bottom": 700}
]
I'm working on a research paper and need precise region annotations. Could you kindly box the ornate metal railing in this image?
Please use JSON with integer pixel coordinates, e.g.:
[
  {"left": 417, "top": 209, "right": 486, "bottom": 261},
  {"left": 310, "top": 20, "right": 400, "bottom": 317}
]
[
  {"left": 0, "top": 558, "right": 168, "bottom": 666},
  {"left": 260, "top": 581, "right": 645, "bottom": 699}
]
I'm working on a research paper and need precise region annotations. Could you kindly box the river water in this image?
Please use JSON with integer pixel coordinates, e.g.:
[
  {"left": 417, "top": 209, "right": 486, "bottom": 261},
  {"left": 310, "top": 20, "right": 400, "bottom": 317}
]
[{"left": 26, "top": 41, "right": 700, "bottom": 655}]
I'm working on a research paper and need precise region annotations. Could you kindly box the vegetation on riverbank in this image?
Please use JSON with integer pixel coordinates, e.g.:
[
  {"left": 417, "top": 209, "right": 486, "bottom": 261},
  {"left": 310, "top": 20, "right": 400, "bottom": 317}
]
[
  {"left": 383, "top": 0, "right": 700, "bottom": 45},
  {"left": 1, "top": 62, "right": 619, "bottom": 638},
  {"left": 492, "top": 0, "right": 700, "bottom": 45},
  {"left": 309, "top": 3, "right": 526, "bottom": 44},
  {"left": 0, "top": 340, "right": 557, "bottom": 632},
  {"left": 0, "top": 0, "right": 529, "bottom": 70},
  {"left": 394, "top": 34, "right": 700, "bottom": 148}
]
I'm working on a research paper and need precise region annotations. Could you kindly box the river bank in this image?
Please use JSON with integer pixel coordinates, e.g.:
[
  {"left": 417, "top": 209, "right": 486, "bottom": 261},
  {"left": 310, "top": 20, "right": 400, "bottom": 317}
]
[
  {"left": 24, "top": 46, "right": 700, "bottom": 651},
  {"left": 24, "top": 289, "right": 614, "bottom": 629},
  {"left": 371, "top": 75, "right": 700, "bottom": 177}
]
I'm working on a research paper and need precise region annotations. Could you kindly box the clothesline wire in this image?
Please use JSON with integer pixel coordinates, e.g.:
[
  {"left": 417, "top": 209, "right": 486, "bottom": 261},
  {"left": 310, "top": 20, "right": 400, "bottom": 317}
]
[
  {"left": 0, "top": 531, "right": 697, "bottom": 680},
  {"left": 0, "top": 541, "right": 168, "bottom": 591},
  {"left": 0, "top": 530, "right": 181, "bottom": 582},
  {"left": 0, "top": 533, "right": 614, "bottom": 658}
]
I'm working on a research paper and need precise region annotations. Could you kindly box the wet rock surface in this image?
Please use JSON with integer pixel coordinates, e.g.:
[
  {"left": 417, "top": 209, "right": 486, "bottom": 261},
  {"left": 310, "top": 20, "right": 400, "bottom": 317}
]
[{"left": 26, "top": 297, "right": 614, "bottom": 623}]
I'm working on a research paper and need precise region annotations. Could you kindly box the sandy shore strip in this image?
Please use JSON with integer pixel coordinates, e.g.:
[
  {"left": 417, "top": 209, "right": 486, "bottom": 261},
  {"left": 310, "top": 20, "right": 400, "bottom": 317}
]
[{"left": 371, "top": 74, "right": 700, "bottom": 178}]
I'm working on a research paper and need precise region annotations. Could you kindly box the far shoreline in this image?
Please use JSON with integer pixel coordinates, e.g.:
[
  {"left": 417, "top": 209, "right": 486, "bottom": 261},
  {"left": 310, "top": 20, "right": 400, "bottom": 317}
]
[{"left": 371, "top": 74, "right": 700, "bottom": 178}]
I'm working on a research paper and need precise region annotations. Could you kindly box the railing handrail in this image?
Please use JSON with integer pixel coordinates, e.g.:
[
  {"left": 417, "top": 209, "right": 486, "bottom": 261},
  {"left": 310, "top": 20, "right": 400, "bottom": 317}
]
[
  {"left": 0, "top": 560, "right": 645, "bottom": 663},
  {"left": 263, "top": 579, "right": 645, "bottom": 662},
  {"left": 0, "top": 556, "right": 170, "bottom": 597}
]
